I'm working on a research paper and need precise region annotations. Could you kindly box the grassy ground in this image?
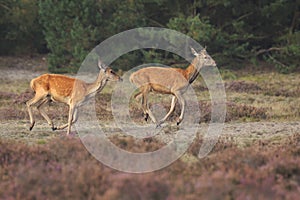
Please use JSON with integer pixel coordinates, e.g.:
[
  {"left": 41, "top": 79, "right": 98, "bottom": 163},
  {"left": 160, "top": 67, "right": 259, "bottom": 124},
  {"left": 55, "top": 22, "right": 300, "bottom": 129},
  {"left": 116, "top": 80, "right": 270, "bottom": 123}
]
[{"left": 0, "top": 56, "right": 299, "bottom": 199}]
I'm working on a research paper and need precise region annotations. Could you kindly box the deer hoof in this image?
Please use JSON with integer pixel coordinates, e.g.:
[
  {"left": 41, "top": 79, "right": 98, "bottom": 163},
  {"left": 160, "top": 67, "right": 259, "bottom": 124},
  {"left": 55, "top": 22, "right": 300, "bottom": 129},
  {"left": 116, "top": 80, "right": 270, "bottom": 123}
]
[
  {"left": 144, "top": 113, "right": 149, "bottom": 121},
  {"left": 176, "top": 119, "right": 182, "bottom": 126},
  {"left": 156, "top": 121, "right": 164, "bottom": 128},
  {"left": 29, "top": 122, "right": 35, "bottom": 131},
  {"left": 52, "top": 127, "right": 57, "bottom": 131}
]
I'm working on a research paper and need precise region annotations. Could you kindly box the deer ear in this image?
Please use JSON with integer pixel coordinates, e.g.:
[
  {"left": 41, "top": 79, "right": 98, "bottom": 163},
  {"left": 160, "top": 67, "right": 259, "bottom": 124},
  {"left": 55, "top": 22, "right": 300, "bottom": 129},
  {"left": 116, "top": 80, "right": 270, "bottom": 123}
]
[
  {"left": 98, "top": 59, "right": 107, "bottom": 70},
  {"left": 200, "top": 46, "right": 207, "bottom": 54},
  {"left": 191, "top": 47, "right": 198, "bottom": 56}
]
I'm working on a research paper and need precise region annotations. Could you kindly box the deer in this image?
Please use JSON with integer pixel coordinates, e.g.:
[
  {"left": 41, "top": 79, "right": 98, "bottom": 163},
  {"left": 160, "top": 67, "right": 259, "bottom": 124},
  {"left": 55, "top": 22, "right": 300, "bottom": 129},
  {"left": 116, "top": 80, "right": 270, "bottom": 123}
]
[
  {"left": 26, "top": 60, "right": 122, "bottom": 135},
  {"left": 130, "top": 47, "right": 216, "bottom": 127}
]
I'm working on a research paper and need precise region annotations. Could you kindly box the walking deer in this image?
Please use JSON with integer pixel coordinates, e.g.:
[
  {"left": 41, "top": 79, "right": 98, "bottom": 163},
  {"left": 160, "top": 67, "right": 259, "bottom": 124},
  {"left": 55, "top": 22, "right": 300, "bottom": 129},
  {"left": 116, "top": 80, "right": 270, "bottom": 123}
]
[
  {"left": 130, "top": 47, "right": 216, "bottom": 127},
  {"left": 26, "top": 60, "right": 122, "bottom": 135}
]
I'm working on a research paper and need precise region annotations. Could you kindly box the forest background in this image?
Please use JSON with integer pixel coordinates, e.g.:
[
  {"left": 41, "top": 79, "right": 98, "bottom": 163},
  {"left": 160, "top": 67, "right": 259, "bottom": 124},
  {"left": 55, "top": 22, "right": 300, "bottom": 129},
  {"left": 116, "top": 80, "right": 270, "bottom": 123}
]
[{"left": 0, "top": 0, "right": 299, "bottom": 73}]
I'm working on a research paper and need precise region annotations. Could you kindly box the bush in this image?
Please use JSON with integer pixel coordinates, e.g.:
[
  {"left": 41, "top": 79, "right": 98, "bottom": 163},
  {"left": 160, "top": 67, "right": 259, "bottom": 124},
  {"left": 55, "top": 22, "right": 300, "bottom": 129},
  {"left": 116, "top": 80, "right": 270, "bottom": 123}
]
[
  {"left": 39, "top": 0, "right": 103, "bottom": 73},
  {"left": 0, "top": 0, "right": 45, "bottom": 55},
  {"left": 1, "top": 133, "right": 300, "bottom": 199}
]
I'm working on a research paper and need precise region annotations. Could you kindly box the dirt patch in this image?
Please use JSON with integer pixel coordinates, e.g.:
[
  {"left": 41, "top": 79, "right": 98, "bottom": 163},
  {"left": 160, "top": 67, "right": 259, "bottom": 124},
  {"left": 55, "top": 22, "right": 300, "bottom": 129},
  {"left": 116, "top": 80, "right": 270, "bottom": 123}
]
[
  {"left": 197, "top": 101, "right": 269, "bottom": 123},
  {"left": 0, "top": 55, "right": 47, "bottom": 70},
  {"left": 0, "top": 108, "right": 27, "bottom": 120},
  {"left": 14, "top": 89, "right": 34, "bottom": 104},
  {"left": 225, "top": 80, "right": 261, "bottom": 93},
  {"left": 0, "top": 91, "right": 18, "bottom": 100},
  {"left": 263, "top": 85, "right": 300, "bottom": 97},
  {"left": 226, "top": 102, "right": 268, "bottom": 121}
]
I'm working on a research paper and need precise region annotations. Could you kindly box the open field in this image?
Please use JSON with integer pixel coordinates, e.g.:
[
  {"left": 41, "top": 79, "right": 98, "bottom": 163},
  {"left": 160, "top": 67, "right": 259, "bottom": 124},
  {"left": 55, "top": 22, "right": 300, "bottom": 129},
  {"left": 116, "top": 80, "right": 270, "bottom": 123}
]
[{"left": 0, "top": 56, "right": 299, "bottom": 199}]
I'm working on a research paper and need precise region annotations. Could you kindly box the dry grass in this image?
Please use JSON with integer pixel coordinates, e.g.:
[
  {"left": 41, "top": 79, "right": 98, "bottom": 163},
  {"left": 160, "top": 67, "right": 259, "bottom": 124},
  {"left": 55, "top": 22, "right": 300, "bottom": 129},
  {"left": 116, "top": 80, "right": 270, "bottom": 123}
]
[{"left": 0, "top": 57, "right": 300, "bottom": 199}]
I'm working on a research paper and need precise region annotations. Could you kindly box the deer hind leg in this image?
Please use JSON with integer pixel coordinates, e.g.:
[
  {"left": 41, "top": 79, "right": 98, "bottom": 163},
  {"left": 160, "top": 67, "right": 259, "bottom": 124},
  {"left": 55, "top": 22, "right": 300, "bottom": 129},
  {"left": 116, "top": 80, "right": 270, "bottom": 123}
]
[
  {"left": 174, "top": 92, "right": 185, "bottom": 125},
  {"left": 141, "top": 92, "right": 149, "bottom": 121},
  {"left": 135, "top": 86, "right": 148, "bottom": 121},
  {"left": 140, "top": 85, "right": 157, "bottom": 124},
  {"left": 133, "top": 90, "right": 148, "bottom": 121},
  {"left": 36, "top": 97, "right": 56, "bottom": 131},
  {"left": 157, "top": 96, "right": 177, "bottom": 127},
  {"left": 26, "top": 92, "right": 48, "bottom": 131},
  {"left": 134, "top": 91, "right": 142, "bottom": 100}
]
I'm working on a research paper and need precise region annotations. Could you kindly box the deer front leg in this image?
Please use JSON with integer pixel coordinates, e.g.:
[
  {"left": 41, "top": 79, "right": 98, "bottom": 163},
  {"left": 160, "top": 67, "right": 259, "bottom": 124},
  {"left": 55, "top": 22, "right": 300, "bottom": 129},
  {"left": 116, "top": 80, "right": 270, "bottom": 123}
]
[
  {"left": 26, "top": 93, "right": 47, "bottom": 131},
  {"left": 37, "top": 97, "right": 56, "bottom": 131},
  {"left": 174, "top": 92, "right": 185, "bottom": 125},
  {"left": 140, "top": 92, "right": 149, "bottom": 121},
  {"left": 142, "top": 89, "right": 157, "bottom": 124},
  {"left": 66, "top": 105, "right": 75, "bottom": 135},
  {"left": 56, "top": 106, "right": 78, "bottom": 134},
  {"left": 157, "top": 96, "right": 177, "bottom": 127}
]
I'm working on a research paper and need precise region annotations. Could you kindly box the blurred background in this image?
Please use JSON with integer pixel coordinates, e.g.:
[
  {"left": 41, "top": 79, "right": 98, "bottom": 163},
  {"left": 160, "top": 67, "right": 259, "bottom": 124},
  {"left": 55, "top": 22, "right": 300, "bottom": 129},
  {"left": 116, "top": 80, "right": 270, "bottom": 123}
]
[{"left": 0, "top": 0, "right": 299, "bottom": 73}]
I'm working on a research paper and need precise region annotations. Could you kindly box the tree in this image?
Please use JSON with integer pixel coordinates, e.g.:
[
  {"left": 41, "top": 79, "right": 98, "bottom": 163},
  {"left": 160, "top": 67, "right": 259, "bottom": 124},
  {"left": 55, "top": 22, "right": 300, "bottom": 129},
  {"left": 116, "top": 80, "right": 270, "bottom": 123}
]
[
  {"left": 0, "top": 0, "right": 45, "bottom": 55},
  {"left": 39, "top": 0, "right": 103, "bottom": 73}
]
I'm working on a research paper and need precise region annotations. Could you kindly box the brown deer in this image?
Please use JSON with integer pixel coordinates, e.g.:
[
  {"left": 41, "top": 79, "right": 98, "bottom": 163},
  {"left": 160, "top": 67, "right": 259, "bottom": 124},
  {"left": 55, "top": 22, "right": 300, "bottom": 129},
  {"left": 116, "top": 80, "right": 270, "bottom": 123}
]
[
  {"left": 130, "top": 47, "right": 216, "bottom": 127},
  {"left": 26, "top": 60, "right": 122, "bottom": 135}
]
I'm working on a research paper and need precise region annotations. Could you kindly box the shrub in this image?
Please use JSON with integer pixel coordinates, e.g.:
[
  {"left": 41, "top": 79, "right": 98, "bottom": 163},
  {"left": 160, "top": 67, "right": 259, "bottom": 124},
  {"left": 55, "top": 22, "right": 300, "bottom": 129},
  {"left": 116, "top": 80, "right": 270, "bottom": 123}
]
[
  {"left": 39, "top": 0, "right": 103, "bottom": 73},
  {"left": 0, "top": 0, "right": 45, "bottom": 54}
]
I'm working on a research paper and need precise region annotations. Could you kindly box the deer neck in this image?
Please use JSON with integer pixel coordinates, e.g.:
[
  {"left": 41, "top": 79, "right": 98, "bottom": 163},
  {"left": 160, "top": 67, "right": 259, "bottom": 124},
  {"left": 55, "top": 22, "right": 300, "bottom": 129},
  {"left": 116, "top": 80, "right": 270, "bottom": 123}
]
[
  {"left": 86, "top": 71, "right": 108, "bottom": 96},
  {"left": 185, "top": 58, "right": 204, "bottom": 84},
  {"left": 185, "top": 64, "right": 198, "bottom": 84}
]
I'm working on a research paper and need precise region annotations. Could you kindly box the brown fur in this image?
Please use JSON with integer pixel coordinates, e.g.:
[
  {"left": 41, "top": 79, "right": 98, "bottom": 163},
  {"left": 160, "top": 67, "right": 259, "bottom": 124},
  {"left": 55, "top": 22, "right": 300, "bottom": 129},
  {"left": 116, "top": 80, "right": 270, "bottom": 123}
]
[
  {"left": 26, "top": 61, "right": 122, "bottom": 135},
  {"left": 130, "top": 48, "right": 216, "bottom": 126}
]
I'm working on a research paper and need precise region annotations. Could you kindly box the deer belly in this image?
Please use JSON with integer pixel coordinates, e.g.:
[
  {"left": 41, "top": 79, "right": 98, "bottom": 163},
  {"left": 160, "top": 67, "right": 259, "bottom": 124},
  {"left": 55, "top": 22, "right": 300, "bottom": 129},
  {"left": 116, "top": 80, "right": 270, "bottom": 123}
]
[
  {"left": 151, "top": 84, "right": 172, "bottom": 94},
  {"left": 50, "top": 94, "right": 69, "bottom": 104}
]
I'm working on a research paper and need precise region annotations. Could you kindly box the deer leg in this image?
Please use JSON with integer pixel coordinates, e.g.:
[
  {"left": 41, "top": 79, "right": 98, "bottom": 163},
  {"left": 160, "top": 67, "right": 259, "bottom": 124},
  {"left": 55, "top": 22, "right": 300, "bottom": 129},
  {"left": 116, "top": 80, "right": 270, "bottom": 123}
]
[
  {"left": 56, "top": 106, "right": 78, "bottom": 135},
  {"left": 134, "top": 91, "right": 142, "bottom": 100},
  {"left": 144, "top": 99, "right": 157, "bottom": 124},
  {"left": 37, "top": 97, "right": 56, "bottom": 131},
  {"left": 141, "top": 86, "right": 157, "bottom": 124},
  {"left": 72, "top": 108, "right": 79, "bottom": 124},
  {"left": 135, "top": 91, "right": 149, "bottom": 120},
  {"left": 137, "top": 86, "right": 149, "bottom": 121},
  {"left": 174, "top": 92, "right": 185, "bottom": 125},
  {"left": 26, "top": 92, "right": 47, "bottom": 131},
  {"left": 141, "top": 93, "right": 149, "bottom": 121},
  {"left": 157, "top": 96, "right": 177, "bottom": 127},
  {"left": 66, "top": 105, "right": 75, "bottom": 135}
]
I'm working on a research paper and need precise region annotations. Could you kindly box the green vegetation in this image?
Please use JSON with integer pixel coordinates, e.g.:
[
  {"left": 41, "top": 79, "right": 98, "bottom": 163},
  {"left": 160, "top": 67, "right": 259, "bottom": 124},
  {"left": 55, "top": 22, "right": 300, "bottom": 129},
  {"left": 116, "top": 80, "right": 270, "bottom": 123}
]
[
  {"left": 39, "top": 0, "right": 103, "bottom": 72},
  {"left": 1, "top": 0, "right": 299, "bottom": 72}
]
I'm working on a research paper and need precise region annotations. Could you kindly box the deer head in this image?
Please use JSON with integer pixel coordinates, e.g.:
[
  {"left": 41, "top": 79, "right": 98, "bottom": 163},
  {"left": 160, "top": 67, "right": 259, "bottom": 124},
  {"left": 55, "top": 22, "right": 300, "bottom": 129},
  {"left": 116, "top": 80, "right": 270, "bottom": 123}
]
[
  {"left": 191, "top": 47, "right": 216, "bottom": 68},
  {"left": 98, "top": 59, "right": 122, "bottom": 82}
]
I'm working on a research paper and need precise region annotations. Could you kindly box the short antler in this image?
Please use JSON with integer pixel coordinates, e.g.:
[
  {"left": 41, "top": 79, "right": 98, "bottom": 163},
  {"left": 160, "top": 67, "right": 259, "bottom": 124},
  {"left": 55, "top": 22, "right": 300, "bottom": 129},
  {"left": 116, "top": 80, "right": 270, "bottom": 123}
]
[
  {"left": 191, "top": 47, "right": 198, "bottom": 56},
  {"left": 98, "top": 59, "right": 107, "bottom": 70}
]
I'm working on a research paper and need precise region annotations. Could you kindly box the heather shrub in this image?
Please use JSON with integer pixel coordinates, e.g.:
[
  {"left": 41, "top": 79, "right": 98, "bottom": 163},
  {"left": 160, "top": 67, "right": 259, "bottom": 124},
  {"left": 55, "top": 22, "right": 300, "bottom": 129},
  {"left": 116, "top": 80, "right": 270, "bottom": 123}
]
[
  {"left": 0, "top": 133, "right": 300, "bottom": 199},
  {"left": 225, "top": 80, "right": 262, "bottom": 94}
]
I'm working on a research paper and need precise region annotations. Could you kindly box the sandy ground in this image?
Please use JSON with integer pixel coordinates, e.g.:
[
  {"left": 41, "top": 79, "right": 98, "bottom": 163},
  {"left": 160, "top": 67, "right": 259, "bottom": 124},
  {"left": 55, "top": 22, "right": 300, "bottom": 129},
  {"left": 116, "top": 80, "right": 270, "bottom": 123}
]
[{"left": 0, "top": 66, "right": 299, "bottom": 146}]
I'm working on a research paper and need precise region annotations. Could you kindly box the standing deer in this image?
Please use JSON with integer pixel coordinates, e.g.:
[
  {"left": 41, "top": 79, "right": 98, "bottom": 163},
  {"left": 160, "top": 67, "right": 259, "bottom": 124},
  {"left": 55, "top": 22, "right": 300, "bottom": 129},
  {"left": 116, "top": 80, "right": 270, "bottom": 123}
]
[
  {"left": 130, "top": 47, "right": 216, "bottom": 127},
  {"left": 26, "top": 60, "right": 122, "bottom": 135}
]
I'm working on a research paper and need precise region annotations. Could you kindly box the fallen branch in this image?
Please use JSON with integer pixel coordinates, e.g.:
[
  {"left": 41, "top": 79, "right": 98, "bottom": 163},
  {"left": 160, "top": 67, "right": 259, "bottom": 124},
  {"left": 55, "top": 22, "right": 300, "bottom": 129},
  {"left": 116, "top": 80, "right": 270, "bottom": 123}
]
[
  {"left": 267, "top": 54, "right": 288, "bottom": 68},
  {"left": 255, "top": 47, "right": 284, "bottom": 56}
]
